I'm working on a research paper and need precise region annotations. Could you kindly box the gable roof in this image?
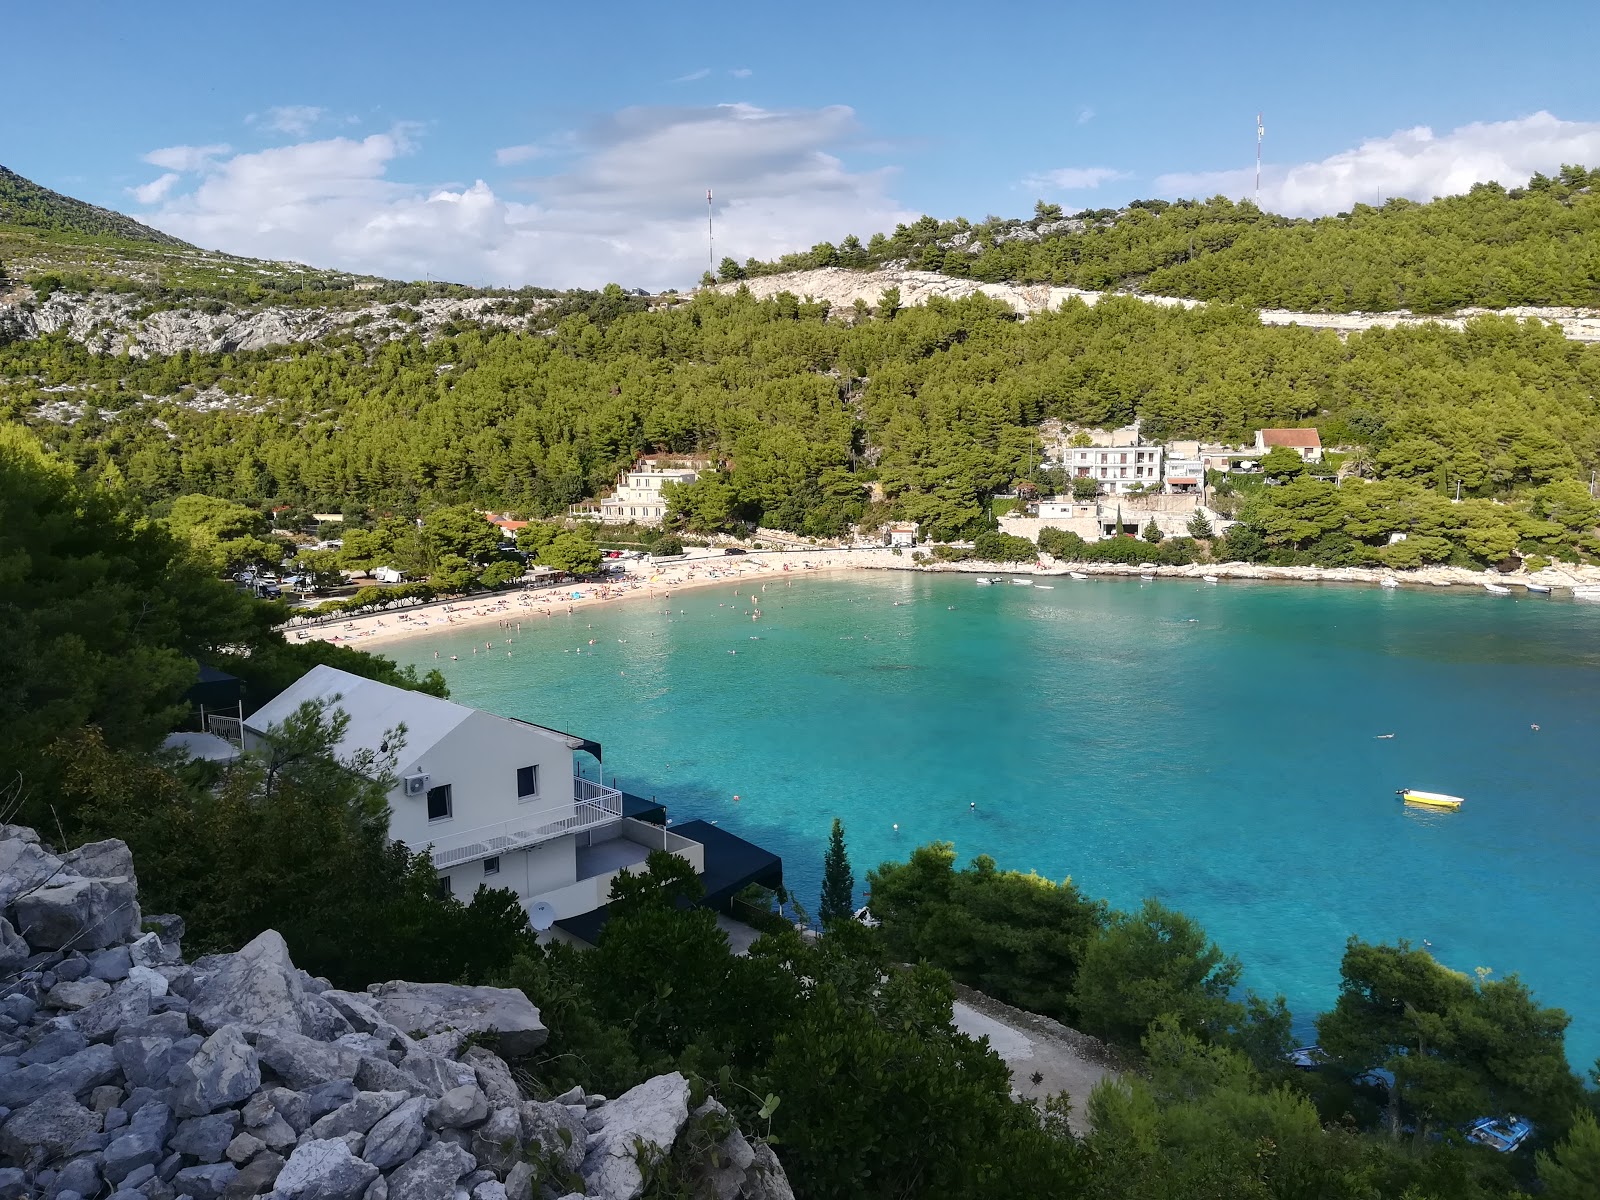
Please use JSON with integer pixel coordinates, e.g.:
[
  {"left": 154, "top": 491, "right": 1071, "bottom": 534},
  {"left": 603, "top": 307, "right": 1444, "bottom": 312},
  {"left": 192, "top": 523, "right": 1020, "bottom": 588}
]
[
  {"left": 244, "top": 664, "right": 476, "bottom": 770},
  {"left": 1258, "top": 428, "right": 1322, "bottom": 448}
]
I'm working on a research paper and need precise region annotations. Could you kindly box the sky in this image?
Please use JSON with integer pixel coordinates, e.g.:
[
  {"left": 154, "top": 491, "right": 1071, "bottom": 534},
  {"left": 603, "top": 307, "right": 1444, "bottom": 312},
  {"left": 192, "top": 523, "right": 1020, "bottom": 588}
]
[{"left": 5, "top": 1, "right": 1598, "bottom": 292}]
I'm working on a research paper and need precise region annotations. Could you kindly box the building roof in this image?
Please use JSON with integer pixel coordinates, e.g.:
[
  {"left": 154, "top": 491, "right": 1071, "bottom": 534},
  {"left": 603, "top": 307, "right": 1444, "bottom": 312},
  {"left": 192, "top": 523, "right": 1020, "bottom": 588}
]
[
  {"left": 1258, "top": 428, "right": 1322, "bottom": 449},
  {"left": 244, "top": 664, "right": 477, "bottom": 771}
]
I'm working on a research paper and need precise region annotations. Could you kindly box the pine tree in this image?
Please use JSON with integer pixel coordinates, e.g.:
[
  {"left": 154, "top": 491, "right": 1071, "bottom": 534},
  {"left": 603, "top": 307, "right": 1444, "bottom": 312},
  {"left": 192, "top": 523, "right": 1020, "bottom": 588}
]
[{"left": 819, "top": 817, "right": 855, "bottom": 925}]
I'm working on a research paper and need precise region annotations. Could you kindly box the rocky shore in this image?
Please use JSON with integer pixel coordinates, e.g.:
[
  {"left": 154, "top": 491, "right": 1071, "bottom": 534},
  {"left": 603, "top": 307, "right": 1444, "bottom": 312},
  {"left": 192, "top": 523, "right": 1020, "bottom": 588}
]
[{"left": 0, "top": 825, "right": 792, "bottom": 1200}]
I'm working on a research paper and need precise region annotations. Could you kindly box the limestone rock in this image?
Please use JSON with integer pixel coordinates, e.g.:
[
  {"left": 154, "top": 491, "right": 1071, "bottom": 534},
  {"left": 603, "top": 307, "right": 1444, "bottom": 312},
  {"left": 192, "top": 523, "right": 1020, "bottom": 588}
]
[
  {"left": 169, "top": 1111, "right": 241, "bottom": 1163},
  {"left": 461, "top": 1047, "right": 519, "bottom": 1109},
  {"left": 0, "top": 917, "right": 29, "bottom": 973},
  {"left": 225, "top": 1131, "right": 264, "bottom": 1165},
  {"left": 189, "top": 932, "right": 338, "bottom": 1039},
  {"left": 358, "top": 1096, "right": 429, "bottom": 1172},
  {"left": 0, "top": 836, "right": 66, "bottom": 911},
  {"left": 273, "top": 1139, "right": 379, "bottom": 1200},
  {"left": 173, "top": 1026, "right": 261, "bottom": 1117},
  {"left": 172, "top": 1162, "right": 239, "bottom": 1200},
  {"left": 19, "top": 1023, "right": 88, "bottom": 1065},
  {"left": 517, "top": 1100, "right": 584, "bottom": 1177},
  {"left": 501, "top": 1163, "right": 534, "bottom": 1200},
  {"left": 221, "top": 1149, "right": 283, "bottom": 1199},
  {"left": 90, "top": 945, "right": 134, "bottom": 982},
  {"left": 0, "top": 1043, "right": 119, "bottom": 1108},
  {"left": 363, "top": 982, "right": 546, "bottom": 1057},
  {"left": 427, "top": 1085, "right": 488, "bottom": 1130},
  {"left": 469, "top": 1107, "right": 520, "bottom": 1175},
  {"left": 384, "top": 1141, "right": 475, "bottom": 1200},
  {"left": 116, "top": 1034, "right": 203, "bottom": 1090},
  {"left": 396, "top": 1049, "right": 473, "bottom": 1098},
  {"left": 61, "top": 839, "right": 137, "bottom": 881},
  {"left": 0, "top": 1090, "right": 102, "bottom": 1166},
  {"left": 46, "top": 977, "right": 112, "bottom": 1010},
  {"left": 742, "top": 1142, "right": 796, "bottom": 1200},
  {"left": 255, "top": 1033, "right": 360, "bottom": 1091},
  {"left": 306, "top": 1091, "right": 406, "bottom": 1140},
  {"left": 103, "top": 1103, "right": 175, "bottom": 1184},
  {"left": 13, "top": 875, "right": 142, "bottom": 951},
  {"left": 74, "top": 978, "right": 156, "bottom": 1043},
  {"left": 578, "top": 1073, "right": 691, "bottom": 1200}
]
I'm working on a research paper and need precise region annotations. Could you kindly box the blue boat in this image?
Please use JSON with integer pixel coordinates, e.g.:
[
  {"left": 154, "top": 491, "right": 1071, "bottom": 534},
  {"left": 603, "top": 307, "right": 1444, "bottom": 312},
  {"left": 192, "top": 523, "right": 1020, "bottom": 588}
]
[{"left": 1465, "top": 1115, "right": 1535, "bottom": 1153}]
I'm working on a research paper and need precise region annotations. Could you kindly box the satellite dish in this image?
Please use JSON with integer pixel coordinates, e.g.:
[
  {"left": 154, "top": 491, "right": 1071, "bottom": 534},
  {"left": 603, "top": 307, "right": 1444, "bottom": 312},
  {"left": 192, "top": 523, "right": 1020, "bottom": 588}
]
[{"left": 528, "top": 901, "right": 557, "bottom": 933}]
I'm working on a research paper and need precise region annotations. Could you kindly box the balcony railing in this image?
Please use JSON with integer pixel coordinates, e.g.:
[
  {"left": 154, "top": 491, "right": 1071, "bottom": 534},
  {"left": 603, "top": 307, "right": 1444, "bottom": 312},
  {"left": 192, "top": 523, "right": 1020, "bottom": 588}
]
[{"left": 427, "top": 778, "right": 623, "bottom": 869}]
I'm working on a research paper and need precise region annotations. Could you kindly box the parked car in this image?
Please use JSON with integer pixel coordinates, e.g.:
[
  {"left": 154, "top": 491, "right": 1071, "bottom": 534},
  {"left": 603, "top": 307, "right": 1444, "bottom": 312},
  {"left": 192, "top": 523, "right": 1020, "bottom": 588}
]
[{"left": 724, "top": 547, "right": 747, "bottom": 556}]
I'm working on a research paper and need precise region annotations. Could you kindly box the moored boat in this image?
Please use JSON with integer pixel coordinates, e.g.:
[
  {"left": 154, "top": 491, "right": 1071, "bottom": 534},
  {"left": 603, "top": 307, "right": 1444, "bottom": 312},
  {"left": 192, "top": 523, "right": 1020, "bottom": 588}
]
[
  {"left": 1203, "top": 575, "right": 1220, "bottom": 584},
  {"left": 1397, "top": 788, "right": 1465, "bottom": 811},
  {"left": 1140, "top": 574, "right": 1155, "bottom": 582},
  {"left": 1010, "top": 578, "right": 1033, "bottom": 586},
  {"left": 1380, "top": 578, "right": 1400, "bottom": 589},
  {"left": 974, "top": 577, "right": 994, "bottom": 585},
  {"left": 1069, "top": 571, "right": 1088, "bottom": 581},
  {"left": 1034, "top": 584, "right": 1055, "bottom": 589},
  {"left": 1526, "top": 583, "right": 1552, "bottom": 594},
  {"left": 1483, "top": 582, "right": 1512, "bottom": 595}
]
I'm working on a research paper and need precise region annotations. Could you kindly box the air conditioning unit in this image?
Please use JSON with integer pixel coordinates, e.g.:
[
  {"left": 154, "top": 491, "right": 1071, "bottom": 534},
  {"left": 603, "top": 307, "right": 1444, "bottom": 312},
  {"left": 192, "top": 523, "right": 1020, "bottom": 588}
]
[{"left": 402, "top": 773, "right": 430, "bottom": 796}]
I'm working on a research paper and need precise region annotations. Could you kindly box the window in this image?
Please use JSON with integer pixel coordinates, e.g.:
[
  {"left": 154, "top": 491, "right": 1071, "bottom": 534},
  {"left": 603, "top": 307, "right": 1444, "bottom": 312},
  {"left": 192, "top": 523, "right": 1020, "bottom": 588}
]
[
  {"left": 516, "top": 765, "right": 539, "bottom": 799},
  {"left": 435, "top": 875, "right": 452, "bottom": 899},
  {"left": 483, "top": 856, "right": 500, "bottom": 876},
  {"left": 1120, "top": 453, "right": 1128, "bottom": 464},
  {"left": 426, "top": 784, "right": 453, "bottom": 822}
]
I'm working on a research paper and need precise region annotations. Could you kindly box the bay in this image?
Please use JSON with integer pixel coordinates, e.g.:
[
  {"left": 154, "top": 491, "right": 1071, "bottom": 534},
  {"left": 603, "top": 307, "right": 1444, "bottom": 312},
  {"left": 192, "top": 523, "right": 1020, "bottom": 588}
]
[{"left": 392, "top": 573, "right": 1600, "bottom": 1063}]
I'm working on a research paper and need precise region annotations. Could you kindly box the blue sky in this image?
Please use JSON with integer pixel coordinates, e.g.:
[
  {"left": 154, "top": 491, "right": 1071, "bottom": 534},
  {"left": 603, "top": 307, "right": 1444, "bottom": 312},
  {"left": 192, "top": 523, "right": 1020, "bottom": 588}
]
[{"left": 5, "top": 1, "right": 1597, "bottom": 289}]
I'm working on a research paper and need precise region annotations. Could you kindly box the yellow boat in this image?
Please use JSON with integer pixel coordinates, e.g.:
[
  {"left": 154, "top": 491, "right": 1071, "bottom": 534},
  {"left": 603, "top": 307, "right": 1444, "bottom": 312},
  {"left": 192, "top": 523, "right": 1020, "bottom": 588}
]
[{"left": 1397, "top": 789, "right": 1465, "bottom": 811}]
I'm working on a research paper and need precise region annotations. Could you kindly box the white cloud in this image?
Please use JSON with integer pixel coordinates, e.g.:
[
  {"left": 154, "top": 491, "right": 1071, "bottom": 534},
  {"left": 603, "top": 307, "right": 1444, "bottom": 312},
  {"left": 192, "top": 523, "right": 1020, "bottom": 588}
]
[
  {"left": 1156, "top": 111, "right": 1600, "bottom": 215},
  {"left": 144, "top": 143, "right": 232, "bottom": 171},
  {"left": 133, "top": 105, "right": 914, "bottom": 291},
  {"left": 730, "top": 67, "right": 753, "bottom": 78},
  {"left": 1076, "top": 107, "right": 1095, "bottom": 126},
  {"left": 1023, "top": 166, "right": 1128, "bottom": 191},
  {"left": 129, "top": 173, "right": 180, "bottom": 204},
  {"left": 252, "top": 105, "right": 326, "bottom": 136},
  {"left": 495, "top": 144, "right": 545, "bottom": 166},
  {"left": 670, "top": 68, "right": 711, "bottom": 83}
]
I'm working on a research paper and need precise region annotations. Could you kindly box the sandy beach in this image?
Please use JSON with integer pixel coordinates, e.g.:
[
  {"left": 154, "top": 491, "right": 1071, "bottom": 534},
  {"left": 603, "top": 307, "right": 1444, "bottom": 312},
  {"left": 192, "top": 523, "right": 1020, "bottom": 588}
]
[{"left": 285, "top": 545, "right": 1600, "bottom": 652}]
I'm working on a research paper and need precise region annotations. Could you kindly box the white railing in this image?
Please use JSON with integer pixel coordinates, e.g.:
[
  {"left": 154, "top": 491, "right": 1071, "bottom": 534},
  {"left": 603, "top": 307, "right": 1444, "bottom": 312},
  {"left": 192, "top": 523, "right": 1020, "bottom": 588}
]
[
  {"left": 206, "top": 715, "right": 244, "bottom": 747},
  {"left": 427, "top": 778, "right": 622, "bottom": 869}
]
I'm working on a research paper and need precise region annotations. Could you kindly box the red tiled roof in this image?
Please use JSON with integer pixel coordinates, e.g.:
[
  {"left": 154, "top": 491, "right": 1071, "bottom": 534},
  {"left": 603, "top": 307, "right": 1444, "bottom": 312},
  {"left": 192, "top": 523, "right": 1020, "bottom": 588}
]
[
  {"left": 1259, "top": 428, "right": 1322, "bottom": 448},
  {"left": 1168, "top": 477, "right": 1199, "bottom": 485}
]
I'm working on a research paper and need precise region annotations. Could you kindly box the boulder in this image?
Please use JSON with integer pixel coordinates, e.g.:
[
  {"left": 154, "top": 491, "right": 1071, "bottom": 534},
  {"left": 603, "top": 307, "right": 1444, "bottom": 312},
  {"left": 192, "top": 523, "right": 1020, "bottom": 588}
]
[
  {"left": 273, "top": 1139, "right": 379, "bottom": 1200},
  {"left": 128, "top": 934, "right": 164, "bottom": 970},
  {"left": 117, "top": 1034, "right": 203, "bottom": 1090},
  {"left": 188, "top": 932, "right": 326, "bottom": 1039},
  {"left": 0, "top": 918, "right": 30, "bottom": 974},
  {"left": 19, "top": 1023, "right": 89, "bottom": 1065},
  {"left": 385, "top": 1142, "right": 475, "bottom": 1200},
  {"left": 46, "top": 978, "right": 112, "bottom": 1011},
  {"left": 173, "top": 1026, "right": 260, "bottom": 1117},
  {"left": 461, "top": 1047, "right": 520, "bottom": 1109},
  {"left": 358, "top": 1096, "right": 428, "bottom": 1172},
  {"left": 0, "top": 1043, "right": 119, "bottom": 1108},
  {"left": 103, "top": 1103, "right": 175, "bottom": 1185},
  {"left": 53, "top": 1153, "right": 104, "bottom": 1199},
  {"left": 75, "top": 979, "right": 156, "bottom": 1043},
  {"left": 306, "top": 1091, "right": 406, "bottom": 1140},
  {"left": 128, "top": 966, "right": 170, "bottom": 997},
  {"left": 302, "top": 1081, "right": 358, "bottom": 1123},
  {"left": 254, "top": 1033, "right": 359, "bottom": 1091},
  {"left": 396, "top": 1050, "right": 473, "bottom": 1098},
  {"left": 0, "top": 836, "right": 66, "bottom": 911},
  {"left": 427, "top": 1085, "right": 488, "bottom": 1130},
  {"left": 0, "top": 1090, "right": 102, "bottom": 1167},
  {"left": 224, "top": 1132, "right": 264, "bottom": 1165},
  {"left": 172, "top": 1163, "right": 239, "bottom": 1200},
  {"left": 61, "top": 839, "right": 137, "bottom": 882},
  {"left": 169, "top": 1111, "right": 241, "bottom": 1163},
  {"left": 220, "top": 1149, "right": 282, "bottom": 1199},
  {"left": 578, "top": 1073, "right": 691, "bottom": 1200},
  {"left": 501, "top": 1163, "right": 534, "bottom": 1200},
  {"left": 741, "top": 1142, "right": 795, "bottom": 1200},
  {"left": 0, "top": 1168, "right": 26, "bottom": 1200},
  {"left": 517, "top": 1100, "right": 585, "bottom": 1177},
  {"left": 469, "top": 1107, "right": 521, "bottom": 1175},
  {"left": 13, "top": 875, "right": 142, "bottom": 951},
  {"left": 260, "top": 1087, "right": 311, "bottom": 1134},
  {"left": 363, "top": 983, "right": 546, "bottom": 1057},
  {"left": 689, "top": 1099, "right": 755, "bottom": 1200},
  {"left": 90, "top": 946, "right": 134, "bottom": 982}
]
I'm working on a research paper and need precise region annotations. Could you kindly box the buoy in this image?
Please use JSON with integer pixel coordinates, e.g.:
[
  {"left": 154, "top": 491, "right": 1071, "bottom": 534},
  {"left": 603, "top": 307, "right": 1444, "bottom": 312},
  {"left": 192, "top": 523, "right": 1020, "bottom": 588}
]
[
  {"left": 892, "top": 823, "right": 899, "bottom": 832},
  {"left": 733, "top": 794, "right": 741, "bottom": 802}
]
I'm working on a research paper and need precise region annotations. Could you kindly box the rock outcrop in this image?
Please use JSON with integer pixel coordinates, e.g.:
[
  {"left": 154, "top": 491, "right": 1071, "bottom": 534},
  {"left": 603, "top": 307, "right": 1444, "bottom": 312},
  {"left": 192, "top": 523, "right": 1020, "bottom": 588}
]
[
  {"left": 713, "top": 266, "right": 1600, "bottom": 343},
  {"left": 0, "top": 825, "right": 792, "bottom": 1200}
]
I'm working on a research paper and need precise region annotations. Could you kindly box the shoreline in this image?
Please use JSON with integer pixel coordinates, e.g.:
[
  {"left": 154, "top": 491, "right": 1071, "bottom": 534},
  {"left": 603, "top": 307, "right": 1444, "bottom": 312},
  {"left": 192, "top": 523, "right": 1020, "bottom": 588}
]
[{"left": 288, "top": 548, "right": 1600, "bottom": 652}]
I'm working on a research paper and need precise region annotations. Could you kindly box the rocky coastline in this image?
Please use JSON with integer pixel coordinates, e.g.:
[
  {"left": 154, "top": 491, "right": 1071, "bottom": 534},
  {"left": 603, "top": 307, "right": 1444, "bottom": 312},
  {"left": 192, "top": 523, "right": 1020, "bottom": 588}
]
[{"left": 0, "top": 825, "right": 792, "bottom": 1200}]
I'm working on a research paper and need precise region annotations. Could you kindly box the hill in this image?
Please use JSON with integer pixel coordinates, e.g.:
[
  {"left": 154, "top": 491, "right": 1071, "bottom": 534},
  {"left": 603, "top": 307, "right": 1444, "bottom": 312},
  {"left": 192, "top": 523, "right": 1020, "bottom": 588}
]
[
  {"left": 727, "top": 165, "right": 1600, "bottom": 313},
  {"left": 0, "top": 162, "right": 191, "bottom": 245}
]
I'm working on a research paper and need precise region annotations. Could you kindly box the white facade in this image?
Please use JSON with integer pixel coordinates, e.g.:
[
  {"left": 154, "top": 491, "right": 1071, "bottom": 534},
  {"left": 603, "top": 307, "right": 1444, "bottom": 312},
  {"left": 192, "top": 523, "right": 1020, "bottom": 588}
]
[
  {"left": 1064, "top": 445, "right": 1165, "bottom": 495},
  {"left": 1163, "top": 457, "right": 1206, "bottom": 493},
  {"left": 242, "top": 666, "right": 700, "bottom": 926},
  {"left": 598, "top": 466, "right": 700, "bottom": 526},
  {"left": 1254, "top": 428, "right": 1324, "bottom": 463},
  {"left": 885, "top": 522, "right": 919, "bottom": 547}
]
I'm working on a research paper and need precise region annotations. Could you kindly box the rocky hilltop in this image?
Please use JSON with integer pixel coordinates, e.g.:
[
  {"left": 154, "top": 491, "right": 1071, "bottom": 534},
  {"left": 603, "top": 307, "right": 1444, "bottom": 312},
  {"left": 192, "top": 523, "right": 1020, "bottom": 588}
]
[
  {"left": 714, "top": 267, "right": 1600, "bottom": 343},
  {"left": 0, "top": 291, "right": 542, "bottom": 359},
  {"left": 0, "top": 823, "right": 792, "bottom": 1200}
]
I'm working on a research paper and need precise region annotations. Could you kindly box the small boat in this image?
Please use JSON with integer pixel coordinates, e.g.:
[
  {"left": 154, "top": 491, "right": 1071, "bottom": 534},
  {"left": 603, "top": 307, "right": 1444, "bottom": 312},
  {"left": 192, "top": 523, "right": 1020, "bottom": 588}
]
[
  {"left": 1432, "top": 580, "right": 1452, "bottom": 587},
  {"left": 1575, "top": 585, "right": 1600, "bottom": 603},
  {"left": 1380, "top": 578, "right": 1400, "bottom": 589},
  {"left": 974, "top": 577, "right": 994, "bottom": 586},
  {"left": 1397, "top": 789, "right": 1464, "bottom": 811},
  {"left": 1069, "top": 572, "right": 1088, "bottom": 581},
  {"left": 1203, "top": 575, "right": 1220, "bottom": 584},
  {"left": 1526, "top": 583, "right": 1552, "bottom": 594},
  {"left": 1466, "top": 1115, "right": 1535, "bottom": 1154},
  {"left": 1034, "top": 584, "right": 1055, "bottom": 589},
  {"left": 1140, "top": 574, "right": 1155, "bottom": 582},
  {"left": 1483, "top": 583, "right": 1512, "bottom": 595},
  {"left": 1010, "top": 578, "right": 1033, "bottom": 586}
]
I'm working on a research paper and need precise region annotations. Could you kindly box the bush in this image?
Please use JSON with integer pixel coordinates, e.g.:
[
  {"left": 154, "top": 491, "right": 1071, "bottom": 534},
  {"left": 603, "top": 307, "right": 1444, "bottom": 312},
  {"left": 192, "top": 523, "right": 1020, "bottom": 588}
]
[
  {"left": 932, "top": 543, "right": 970, "bottom": 562},
  {"left": 1038, "top": 527, "right": 1087, "bottom": 560},
  {"left": 648, "top": 533, "right": 684, "bottom": 557},
  {"left": 1143, "top": 519, "right": 1165, "bottom": 543},
  {"left": 972, "top": 531, "right": 1038, "bottom": 563}
]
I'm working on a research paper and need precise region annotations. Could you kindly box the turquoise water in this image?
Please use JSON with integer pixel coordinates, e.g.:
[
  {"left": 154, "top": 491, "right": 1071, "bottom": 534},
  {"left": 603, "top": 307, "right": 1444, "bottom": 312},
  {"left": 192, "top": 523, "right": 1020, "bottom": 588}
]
[{"left": 392, "top": 574, "right": 1600, "bottom": 1063}]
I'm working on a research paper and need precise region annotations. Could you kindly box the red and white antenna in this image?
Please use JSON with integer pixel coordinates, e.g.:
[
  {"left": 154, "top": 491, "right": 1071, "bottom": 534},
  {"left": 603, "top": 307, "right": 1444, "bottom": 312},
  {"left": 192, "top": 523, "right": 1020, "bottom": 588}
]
[
  {"left": 1255, "top": 114, "right": 1264, "bottom": 207},
  {"left": 707, "top": 188, "right": 715, "bottom": 278}
]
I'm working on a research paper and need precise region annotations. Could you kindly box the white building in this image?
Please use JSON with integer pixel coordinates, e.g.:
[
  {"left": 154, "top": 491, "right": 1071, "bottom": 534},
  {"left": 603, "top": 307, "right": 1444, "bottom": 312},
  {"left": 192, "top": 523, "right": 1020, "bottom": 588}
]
[
  {"left": 1254, "top": 428, "right": 1323, "bottom": 463},
  {"left": 885, "top": 521, "right": 919, "bottom": 547},
  {"left": 1063, "top": 445, "right": 1165, "bottom": 495},
  {"left": 241, "top": 666, "right": 710, "bottom": 935},
  {"left": 594, "top": 458, "right": 706, "bottom": 526}
]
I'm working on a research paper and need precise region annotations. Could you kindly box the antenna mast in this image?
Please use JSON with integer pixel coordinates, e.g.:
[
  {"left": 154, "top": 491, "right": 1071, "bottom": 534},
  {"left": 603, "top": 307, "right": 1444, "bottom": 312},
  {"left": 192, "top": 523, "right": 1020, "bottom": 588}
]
[
  {"left": 1255, "top": 114, "right": 1264, "bottom": 207},
  {"left": 706, "top": 188, "right": 714, "bottom": 278}
]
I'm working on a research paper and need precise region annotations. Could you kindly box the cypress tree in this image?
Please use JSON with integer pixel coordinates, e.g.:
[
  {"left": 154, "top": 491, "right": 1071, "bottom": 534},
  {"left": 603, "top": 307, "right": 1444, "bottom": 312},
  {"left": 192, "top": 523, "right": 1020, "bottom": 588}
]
[{"left": 819, "top": 817, "right": 855, "bottom": 925}]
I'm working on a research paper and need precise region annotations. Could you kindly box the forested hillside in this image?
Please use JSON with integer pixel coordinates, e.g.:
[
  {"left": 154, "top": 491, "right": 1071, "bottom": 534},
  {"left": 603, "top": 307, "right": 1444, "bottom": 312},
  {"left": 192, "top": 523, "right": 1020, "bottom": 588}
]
[
  {"left": 0, "top": 162, "right": 190, "bottom": 245},
  {"left": 729, "top": 165, "right": 1600, "bottom": 313},
  {"left": 5, "top": 288, "right": 1599, "bottom": 559}
]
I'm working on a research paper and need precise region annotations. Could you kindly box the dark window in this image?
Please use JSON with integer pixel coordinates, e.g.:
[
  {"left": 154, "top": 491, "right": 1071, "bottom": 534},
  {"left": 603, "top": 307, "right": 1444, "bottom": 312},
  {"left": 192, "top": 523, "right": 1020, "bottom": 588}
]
[
  {"left": 516, "top": 765, "right": 539, "bottom": 799},
  {"left": 426, "top": 784, "right": 452, "bottom": 821},
  {"left": 435, "top": 875, "right": 452, "bottom": 899},
  {"left": 484, "top": 856, "right": 500, "bottom": 876}
]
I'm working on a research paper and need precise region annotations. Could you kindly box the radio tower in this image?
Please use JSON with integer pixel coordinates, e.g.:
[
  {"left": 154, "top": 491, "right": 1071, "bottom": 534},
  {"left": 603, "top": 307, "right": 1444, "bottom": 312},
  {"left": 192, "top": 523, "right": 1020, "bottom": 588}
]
[
  {"left": 706, "top": 188, "right": 715, "bottom": 278},
  {"left": 1255, "top": 114, "right": 1264, "bottom": 207}
]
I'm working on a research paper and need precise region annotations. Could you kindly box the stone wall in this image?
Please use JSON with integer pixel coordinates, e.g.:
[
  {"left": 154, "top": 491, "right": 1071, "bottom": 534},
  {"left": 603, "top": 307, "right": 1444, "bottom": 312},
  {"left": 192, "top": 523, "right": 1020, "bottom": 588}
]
[{"left": 0, "top": 824, "right": 792, "bottom": 1200}]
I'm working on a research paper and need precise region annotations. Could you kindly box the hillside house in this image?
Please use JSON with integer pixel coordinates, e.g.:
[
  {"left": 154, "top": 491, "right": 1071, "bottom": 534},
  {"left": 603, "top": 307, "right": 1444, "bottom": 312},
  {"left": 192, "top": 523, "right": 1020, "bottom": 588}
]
[
  {"left": 1254, "top": 428, "right": 1323, "bottom": 463},
  {"left": 587, "top": 456, "right": 711, "bottom": 526},
  {"left": 885, "top": 521, "right": 919, "bottom": 547},
  {"left": 1063, "top": 444, "right": 1165, "bottom": 495},
  {"left": 241, "top": 666, "right": 779, "bottom": 940}
]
